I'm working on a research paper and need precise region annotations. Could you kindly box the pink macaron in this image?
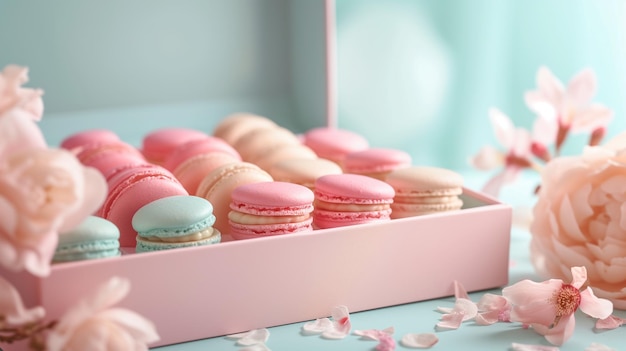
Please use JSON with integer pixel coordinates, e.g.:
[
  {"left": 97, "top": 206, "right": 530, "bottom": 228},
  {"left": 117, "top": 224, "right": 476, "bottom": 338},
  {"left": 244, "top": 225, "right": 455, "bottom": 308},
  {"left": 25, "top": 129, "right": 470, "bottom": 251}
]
[
  {"left": 195, "top": 161, "right": 273, "bottom": 236},
  {"left": 75, "top": 141, "right": 147, "bottom": 179},
  {"left": 99, "top": 164, "right": 188, "bottom": 247},
  {"left": 302, "top": 127, "right": 369, "bottom": 166},
  {"left": 140, "top": 127, "right": 209, "bottom": 165},
  {"left": 212, "top": 113, "right": 278, "bottom": 146},
  {"left": 313, "top": 173, "right": 395, "bottom": 229},
  {"left": 163, "top": 136, "right": 242, "bottom": 172},
  {"left": 342, "top": 148, "right": 412, "bottom": 180},
  {"left": 60, "top": 129, "right": 121, "bottom": 151},
  {"left": 228, "top": 181, "right": 314, "bottom": 240}
]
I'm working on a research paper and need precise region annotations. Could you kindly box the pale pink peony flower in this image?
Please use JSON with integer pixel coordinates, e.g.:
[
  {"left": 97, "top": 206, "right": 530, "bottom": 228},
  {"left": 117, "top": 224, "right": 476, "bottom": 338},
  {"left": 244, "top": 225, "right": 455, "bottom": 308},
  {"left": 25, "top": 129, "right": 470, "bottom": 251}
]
[
  {"left": 502, "top": 266, "right": 613, "bottom": 346},
  {"left": 530, "top": 139, "right": 626, "bottom": 309},
  {"left": 0, "top": 65, "right": 47, "bottom": 160},
  {"left": 0, "top": 148, "right": 106, "bottom": 277},
  {"left": 0, "top": 65, "right": 44, "bottom": 120},
  {"left": 469, "top": 108, "right": 540, "bottom": 197},
  {"left": 525, "top": 66, "right": 612, "bottom": 151},
  {"left": 0, "top": 275, "right": 45, "bottom": 325},
  {"left": 46, "top": 276, "right": 159, "bottom": 351}
]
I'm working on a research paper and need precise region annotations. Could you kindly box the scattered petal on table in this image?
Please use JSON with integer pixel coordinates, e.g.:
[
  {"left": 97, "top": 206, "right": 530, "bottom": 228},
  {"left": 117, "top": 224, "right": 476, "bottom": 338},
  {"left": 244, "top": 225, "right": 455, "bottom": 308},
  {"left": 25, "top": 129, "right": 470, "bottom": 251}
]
[
  {"left": 595, "top": 315, "right": 625, "bottom": 330},
  {"left": 454, "top": 280, "right": 470, "bottom": 300},
  {"left": 400, "top": 333, "right": 439, "bottom": 349},
  {"left": 240, "top": 344, "right": 271, "bottom": 351},
  {"left": 226, "top": 329, "right": 270, "bottom": 346},
  {"left": 302, "top": 317, "right": 333, "bottom": 335},
  {"left": 510, "top": 342, "right": 560, "bottom": 351},
  {"left": 354, "top": 327, "right": 394, "bottom": 340},
  {"left": 585, "top": 342, "right": 616, "bottom": 351}
]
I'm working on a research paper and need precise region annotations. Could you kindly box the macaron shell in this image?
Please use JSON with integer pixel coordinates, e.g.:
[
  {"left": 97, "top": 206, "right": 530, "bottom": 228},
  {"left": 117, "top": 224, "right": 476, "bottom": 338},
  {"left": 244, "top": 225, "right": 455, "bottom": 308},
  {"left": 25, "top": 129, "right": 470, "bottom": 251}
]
[
  {"left": 196, "top": 162, "right": 273, "bottom": 235},
  {"left": 135, "top": 229, "right": 221, "bottom": 253},
  {"left": 253, "top": 144, "right": 318, "bottom": 171},
  {"left": 229, "top": 219, "right": 313, "bottom": 240},
  {"left": 60, "top": 129, "right": 121, "bottom": 151},
  {"left": 212, "top": 113, "right": 278, "bottom": 145},
  {"left": 314, "top": 174, "right": 395, "bottom": 204},
  {"left": 302, "top": 127, "right": 369, "bottom": 163},
  {"left": 54, "top": 216, "right": 121, "bottom": 262},
  {"left": 313, "top": 208, "right": 391, "bottom": 229},
  {"left": 391, "top": 198, "right": 464, "bottom": 218},
  {"left": 174, "top": 152, "right": 242, "bottom": 194},
  {"left": 163, "top": 136, "right": 241, "bottom": 171},
  {"left": 233, "top": 126, "right": 301, "bottom": 162},
  {"left": 132, "top": 195, "right": 216, "bottom": 238},
  {"left": 141, "top": 128, "right": 208, "bottom": 164},
  {"left": 385, "top": 166, "right": 464, "bottom": 196},
  {"left": 268, "top": 157, "right": 343, "bottom": 189},
  {"left": 342, "top": 148, "right": 412, "bottom": 174},
  {"left": 230, "top": 181, "right": 314, "bottom": 216}
]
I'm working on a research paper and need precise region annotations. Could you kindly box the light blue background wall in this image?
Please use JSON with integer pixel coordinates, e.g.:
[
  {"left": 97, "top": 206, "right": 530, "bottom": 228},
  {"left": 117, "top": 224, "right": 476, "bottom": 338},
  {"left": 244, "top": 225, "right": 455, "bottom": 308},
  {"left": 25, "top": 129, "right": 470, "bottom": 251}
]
[
  {"left": 2, "top": 0, "right": 625, "bottom": 173},
  {"left": 335, "top": 0, "right": 626, "bottom": 172}
]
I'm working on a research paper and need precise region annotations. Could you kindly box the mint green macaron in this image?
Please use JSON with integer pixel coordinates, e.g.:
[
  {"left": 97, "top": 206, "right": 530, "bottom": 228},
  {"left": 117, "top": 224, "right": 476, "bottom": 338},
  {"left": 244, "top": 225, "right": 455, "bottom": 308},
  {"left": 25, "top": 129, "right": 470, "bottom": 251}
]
[
  {"left": 53, "top": 216, "right": 121, "bottom": 263},
  {"left": 132, "top": 195, "right": 221, "bottom": 253}
]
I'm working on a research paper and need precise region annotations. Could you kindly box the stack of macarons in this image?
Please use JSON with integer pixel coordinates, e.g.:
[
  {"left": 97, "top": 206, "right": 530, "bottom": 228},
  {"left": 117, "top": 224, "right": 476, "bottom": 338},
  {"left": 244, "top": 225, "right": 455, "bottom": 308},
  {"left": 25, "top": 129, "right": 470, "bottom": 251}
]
[
  {"left": 312, "top": 174, "right": 395, "bottom": 229},
  {"left": 228, "top": 181, "right": 314, "bottom": 240},
  {"left": 385, "top": 166, "right": 464, "bottom": 218},
  {"left": 133, "top": 195, "right": 221, "bottom": 252}
]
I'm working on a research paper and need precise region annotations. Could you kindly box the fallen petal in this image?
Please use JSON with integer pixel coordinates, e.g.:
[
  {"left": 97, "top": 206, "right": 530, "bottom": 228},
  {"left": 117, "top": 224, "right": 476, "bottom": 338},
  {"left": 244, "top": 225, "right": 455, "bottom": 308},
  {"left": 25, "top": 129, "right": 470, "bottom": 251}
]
[
  {"left": 226, "top": 329, "right": 270, "bottom": 346},
  {"left": 240, "top": 344, "right": 271, "bottom": 351},
  {"left": 436, "top": 312, "right": 465, "bottom": 330},
  {"left": 585, "top": 342, "right": 616, "bottom": 351},
  {"left": 376, "top": 333, "right": 396, "bottom": 351},
  {"left": 511, "top": 342, "right": 560, "bottom": 351},
  {"left": 301, "top": 318, "right": 333, "bottom": 335},
  {"left": 400, "top": 333, "right": 439, "bottom": 349},
  {"left": 595, "top": 315, "right": 625, "bottom": 330},
  {"left": 354, "top": 327, "right": 394, "bottom": 341}
]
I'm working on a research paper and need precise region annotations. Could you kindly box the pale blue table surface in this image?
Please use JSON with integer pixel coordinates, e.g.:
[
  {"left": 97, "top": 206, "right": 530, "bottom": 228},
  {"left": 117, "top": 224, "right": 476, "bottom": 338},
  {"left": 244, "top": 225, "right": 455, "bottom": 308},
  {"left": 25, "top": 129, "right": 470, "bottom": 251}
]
[{"left": 152, "top": 175, "right": 626, "bottom": 351}]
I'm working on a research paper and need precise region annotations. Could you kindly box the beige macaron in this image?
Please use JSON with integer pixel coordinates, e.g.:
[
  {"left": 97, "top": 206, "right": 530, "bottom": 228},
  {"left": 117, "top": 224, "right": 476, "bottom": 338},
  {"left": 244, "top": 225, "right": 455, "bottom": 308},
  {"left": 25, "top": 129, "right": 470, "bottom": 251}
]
[
  {"left": 268, "top": 157, "right": 343, "bottom": 190},
  {"left": 385, "top": 166, "right": 464, "bottom": 218}
]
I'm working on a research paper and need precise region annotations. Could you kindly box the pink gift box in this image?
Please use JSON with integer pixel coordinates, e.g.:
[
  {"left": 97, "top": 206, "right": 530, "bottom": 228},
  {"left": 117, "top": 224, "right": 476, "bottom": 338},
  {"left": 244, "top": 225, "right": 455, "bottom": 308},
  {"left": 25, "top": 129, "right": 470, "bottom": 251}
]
[{"left": 2, "top": 188, "right": 510, "bottom": 348}]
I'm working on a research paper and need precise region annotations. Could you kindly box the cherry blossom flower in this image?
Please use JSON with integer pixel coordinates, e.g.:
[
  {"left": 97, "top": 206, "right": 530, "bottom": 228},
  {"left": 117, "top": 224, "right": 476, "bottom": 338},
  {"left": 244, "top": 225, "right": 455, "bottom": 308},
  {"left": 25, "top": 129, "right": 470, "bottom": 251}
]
[
  {"left": 301, "top": 305, "right": 351, "bottom": 339},
  {"left": 0, "top": 148, "right": 107, "bottom": 277},
  {"left": 46, "top": 276, "right": 159, "bottom": 351},
  {"left": 525, "top": 66, "right": 612, "bottom": 152},
  {"left": 469, "top": 108, "right": 541, "bottom": 196},
  {"left": 502, "top": 266, "right": 613, "bottom": 346}
]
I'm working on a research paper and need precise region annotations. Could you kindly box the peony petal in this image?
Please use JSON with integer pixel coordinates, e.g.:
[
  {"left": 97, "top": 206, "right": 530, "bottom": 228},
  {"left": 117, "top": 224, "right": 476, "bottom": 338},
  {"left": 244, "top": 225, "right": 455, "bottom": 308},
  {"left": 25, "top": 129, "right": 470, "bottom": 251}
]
[
  {"left": 0, "top": 275, "right": 45, "bottom": 325},
  {"left": 595, "top": 315, "right": 625, "bottom": 329},
  {"left": 400, "top": 333, "right": 438, "bottom": 349},
  {"left": 95, "top": 308, "right": 160, "bottom": 345},
  {"left": 558, "top": 197, "right": 588, "bottom": 242},
  {"left": 511, "top": 342, "right": 560, "bottom": 351},
  {"left": 585, "top": 342, "right": 616, "bottom": 351},
  {"left": 579, "top": 287, "right": 613, "bottom": 319},
  {"left": 569, "top": 266, "right": 588, "bottom": 289}
]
